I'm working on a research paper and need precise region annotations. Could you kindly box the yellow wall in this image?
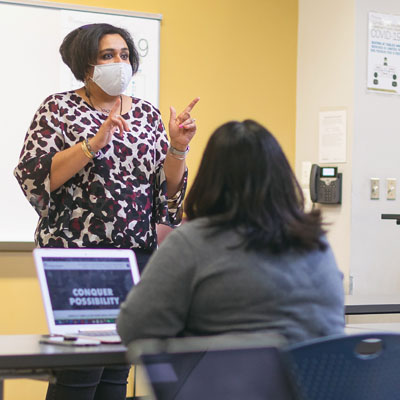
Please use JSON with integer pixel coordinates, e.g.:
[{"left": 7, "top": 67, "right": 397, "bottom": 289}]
[{"left": 1, "top": 0, "right": 297, "bottom": 398}]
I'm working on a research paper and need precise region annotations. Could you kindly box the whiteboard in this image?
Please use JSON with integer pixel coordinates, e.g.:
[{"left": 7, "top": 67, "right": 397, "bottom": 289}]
[{"left": 0, "top": 1, "right": 161, "bottom": 248}]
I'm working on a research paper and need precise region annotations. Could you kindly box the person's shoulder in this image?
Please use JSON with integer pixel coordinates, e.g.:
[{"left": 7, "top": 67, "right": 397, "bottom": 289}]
[
  {"left": 305, "top": 236, "right": 340, "bottom": 272},
  {"left": 318, "top": 235, "right": 334, "bottom": 255},
  {"left": 41, "top": 90, "right": 76, "bottom": 104},
  {"left": 131, "top": 97, "right": 161, "bottom": 115},
  {"left": 36, "top": 91, "right": 85, "bottom": 115},
  {"left": 167, "top": 218, "right": 211, "bottom": 243},
  {"left": 177, "top": 217, "right": 209, "bottom": 230},
  {"left": 279, "top": 236, "right": 335, "bottom": 267},
  {"left": 157, "top": 219, "right": 211, "bottom": 258}
]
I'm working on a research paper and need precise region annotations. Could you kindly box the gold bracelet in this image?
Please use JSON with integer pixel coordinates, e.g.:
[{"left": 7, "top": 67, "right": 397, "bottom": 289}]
[
  {"left": 85, "top": 139, "right": 96, "bottom": 158},
  {"left": 81, "top": 140, "right": 93, "bottom": 159}
]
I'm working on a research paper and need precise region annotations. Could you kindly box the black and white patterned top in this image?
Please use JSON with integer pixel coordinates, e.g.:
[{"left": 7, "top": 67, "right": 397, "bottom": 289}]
[{"left": 14, "top": 91, "right": 186, "bottom": 250}]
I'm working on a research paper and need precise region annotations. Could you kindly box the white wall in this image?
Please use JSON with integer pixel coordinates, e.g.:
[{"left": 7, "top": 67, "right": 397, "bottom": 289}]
[
  {"left": 297, "top": 0, "right": 400, "bottom": 296},
  {"left": 296, "top": 0, "right": 355, "bottom": 292},
  {"left": 352, "top": 0, "right": 400, "bottom": 295}
]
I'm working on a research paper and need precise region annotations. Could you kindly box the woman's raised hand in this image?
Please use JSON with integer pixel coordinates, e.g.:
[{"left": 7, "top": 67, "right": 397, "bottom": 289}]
[
  {"left": 91, "top": 97, "right": 129, "bottom": 151},
  {"left": 169, "top": 97, "right": 200, "bottom": 150}
]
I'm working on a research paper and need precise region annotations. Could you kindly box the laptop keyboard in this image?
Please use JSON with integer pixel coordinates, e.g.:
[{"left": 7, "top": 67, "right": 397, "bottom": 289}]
[
  {"left": 78, "top": 330, "right": 118, "bottom": 337},
  {"left": 67, "top": 329, "right": 122, "bottom": 344}
]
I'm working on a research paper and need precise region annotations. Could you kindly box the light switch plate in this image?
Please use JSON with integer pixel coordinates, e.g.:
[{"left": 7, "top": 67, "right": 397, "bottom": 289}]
[
  {"left": 387, "top": 178, "right": 396, "bottom": 200},
  {"left": 370, "top": 178, "right": 380, "bottom": 200}
]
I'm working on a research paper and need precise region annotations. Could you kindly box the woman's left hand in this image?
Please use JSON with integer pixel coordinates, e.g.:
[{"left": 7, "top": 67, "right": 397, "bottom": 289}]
[{"left": 168, "top": 97, "right": 200, "bottom": 151}]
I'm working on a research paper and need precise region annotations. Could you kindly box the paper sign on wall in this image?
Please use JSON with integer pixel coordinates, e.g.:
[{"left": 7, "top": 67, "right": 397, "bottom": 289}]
[
  {"left": 368, "top": 12, "right": 400, "bottom": 94},
  {"left": 318, "top": 110, "right": 347, "bottom": 163}
]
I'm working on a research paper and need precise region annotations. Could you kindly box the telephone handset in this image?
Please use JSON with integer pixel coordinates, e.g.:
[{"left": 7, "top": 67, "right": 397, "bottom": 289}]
[{"left": 310, "top": 164, "right": 342, "bottom": 204}]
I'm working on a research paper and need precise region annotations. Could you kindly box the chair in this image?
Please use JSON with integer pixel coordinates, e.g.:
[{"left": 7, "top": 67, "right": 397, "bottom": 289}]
[
  {"left": 127, "top": 332, "right": 297, "bottom": 400},
  {"left": 156, "top": 223, "right": 174, "bottom": 245},
  {"left": 284, "top": 332, "right": 400, "bottom": 400},
  {"left": 156, "top": 219, "right": 186, "bottom": 245}
]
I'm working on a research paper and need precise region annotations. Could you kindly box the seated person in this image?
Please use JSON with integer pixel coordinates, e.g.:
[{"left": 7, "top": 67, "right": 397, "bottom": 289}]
[{"left": 117, "top": 120, "right": 345, "bottom": 346}]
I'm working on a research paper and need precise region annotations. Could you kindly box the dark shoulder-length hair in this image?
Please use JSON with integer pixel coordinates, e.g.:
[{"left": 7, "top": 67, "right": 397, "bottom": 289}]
[
  {"left": 184, "top": 120, "right": 327, "bottom": 253},
  {"left": 59, "top": 23, "right": 139, "bottom": 82}
]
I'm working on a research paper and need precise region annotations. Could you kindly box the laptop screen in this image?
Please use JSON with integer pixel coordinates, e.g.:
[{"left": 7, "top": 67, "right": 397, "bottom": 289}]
[
  {"left": 34, "top": 248, "right": 140, "bottom": 336},
  {"left": 42, "top": 256, "right": 134, "bottom": 325}
]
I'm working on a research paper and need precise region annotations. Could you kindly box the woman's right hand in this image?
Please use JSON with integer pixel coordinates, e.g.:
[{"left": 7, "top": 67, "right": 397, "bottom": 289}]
[
  {"left": 50, "top": 97, "right": 130, "bottom": 192},
  {"left": 90, "top": 97, "right": 130, "bottom": 152}
]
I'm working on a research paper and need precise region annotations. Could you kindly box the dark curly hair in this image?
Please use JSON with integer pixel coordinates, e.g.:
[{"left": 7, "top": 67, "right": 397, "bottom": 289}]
[
  {"left": 59, "top": 23, "right": 139, "bottom": 82},
  {"left": 184, "top": 120, "right": 327, "bottom": 253}
]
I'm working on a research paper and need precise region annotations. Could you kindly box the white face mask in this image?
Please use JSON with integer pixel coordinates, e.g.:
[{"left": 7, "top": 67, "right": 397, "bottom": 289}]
[{"left": 91, "top": 62, "right": 133, "bottom": 96}]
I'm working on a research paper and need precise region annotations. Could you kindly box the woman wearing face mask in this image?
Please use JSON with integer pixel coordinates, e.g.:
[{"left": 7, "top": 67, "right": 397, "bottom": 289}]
[{"left": 14, "top": 23, "right": 198, "bottom": 400}]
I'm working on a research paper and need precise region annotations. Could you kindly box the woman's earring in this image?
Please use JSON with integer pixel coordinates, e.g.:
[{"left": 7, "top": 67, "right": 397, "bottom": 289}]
[{"left": 84, "top": 80, "right": 90, "bottom": 98}]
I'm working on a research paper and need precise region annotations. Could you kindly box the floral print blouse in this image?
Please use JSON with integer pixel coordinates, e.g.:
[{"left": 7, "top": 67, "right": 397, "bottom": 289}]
[{"left": 14, "top": 91, "right": 186, "bottom": 250}]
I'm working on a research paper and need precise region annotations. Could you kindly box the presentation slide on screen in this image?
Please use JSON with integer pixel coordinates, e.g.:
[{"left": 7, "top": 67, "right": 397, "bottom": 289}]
[{"left": 43, "top": 258, "right": 134, "bottom": 324}]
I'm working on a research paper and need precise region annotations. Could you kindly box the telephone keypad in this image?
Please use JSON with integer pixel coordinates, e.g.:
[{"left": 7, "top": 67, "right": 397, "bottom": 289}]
[{"left": 318, "top": 180, "right": 340, "bottom": 203}]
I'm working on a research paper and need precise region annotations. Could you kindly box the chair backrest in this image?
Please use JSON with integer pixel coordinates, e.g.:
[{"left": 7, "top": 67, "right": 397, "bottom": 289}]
[
  {"left": 156, "top": 223, "right": 174, "bottom": 245},
  {"left": 284, "top": 332, "right": 400, "bottom": 400},
  {"left": 128, "top": 332, "right": 297, "bottom": 400}
]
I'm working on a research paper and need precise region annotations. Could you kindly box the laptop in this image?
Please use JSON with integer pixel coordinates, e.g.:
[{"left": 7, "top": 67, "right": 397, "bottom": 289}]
[
  {"left": 128, "top": 334, "right": 296, "bottom": 400},
  {"left": 33, "top": 248, "right": 140, "bottom": 344}
]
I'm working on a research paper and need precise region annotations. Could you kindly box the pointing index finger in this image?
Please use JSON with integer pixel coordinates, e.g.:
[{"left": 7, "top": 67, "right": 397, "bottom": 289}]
[
  {"left": 184, "top": 97, "right": 200, "bottom": 113},
  {"left": 109, "top": 97, "right": 121, "bottom": 117}
]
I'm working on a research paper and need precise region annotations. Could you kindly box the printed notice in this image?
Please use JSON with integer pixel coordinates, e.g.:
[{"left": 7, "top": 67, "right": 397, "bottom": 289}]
[
  {"left": 318, "top": 110, "right": 347, "bottom": 163},
  {"left": 368, "top": 12, "right": 400, "bottom": 94}
]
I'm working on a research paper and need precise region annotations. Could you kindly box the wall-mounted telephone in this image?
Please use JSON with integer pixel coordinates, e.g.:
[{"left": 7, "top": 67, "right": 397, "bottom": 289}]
[{"left": 310, "top": 164, "right": 342, "bottom": 204}]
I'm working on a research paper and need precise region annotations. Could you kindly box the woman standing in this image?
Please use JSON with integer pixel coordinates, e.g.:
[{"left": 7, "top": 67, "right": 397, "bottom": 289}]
[{"left": 14, "top": 23, "right": 198, "bottom": 400}]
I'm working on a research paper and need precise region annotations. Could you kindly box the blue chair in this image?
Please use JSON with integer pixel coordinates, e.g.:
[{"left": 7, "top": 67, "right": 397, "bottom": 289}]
[
  {"left": 284, "top": 332, "right": 400, "bottom": 400},
  {"left": 128, "top": 333, "right": 297, "bottom": 400}
]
